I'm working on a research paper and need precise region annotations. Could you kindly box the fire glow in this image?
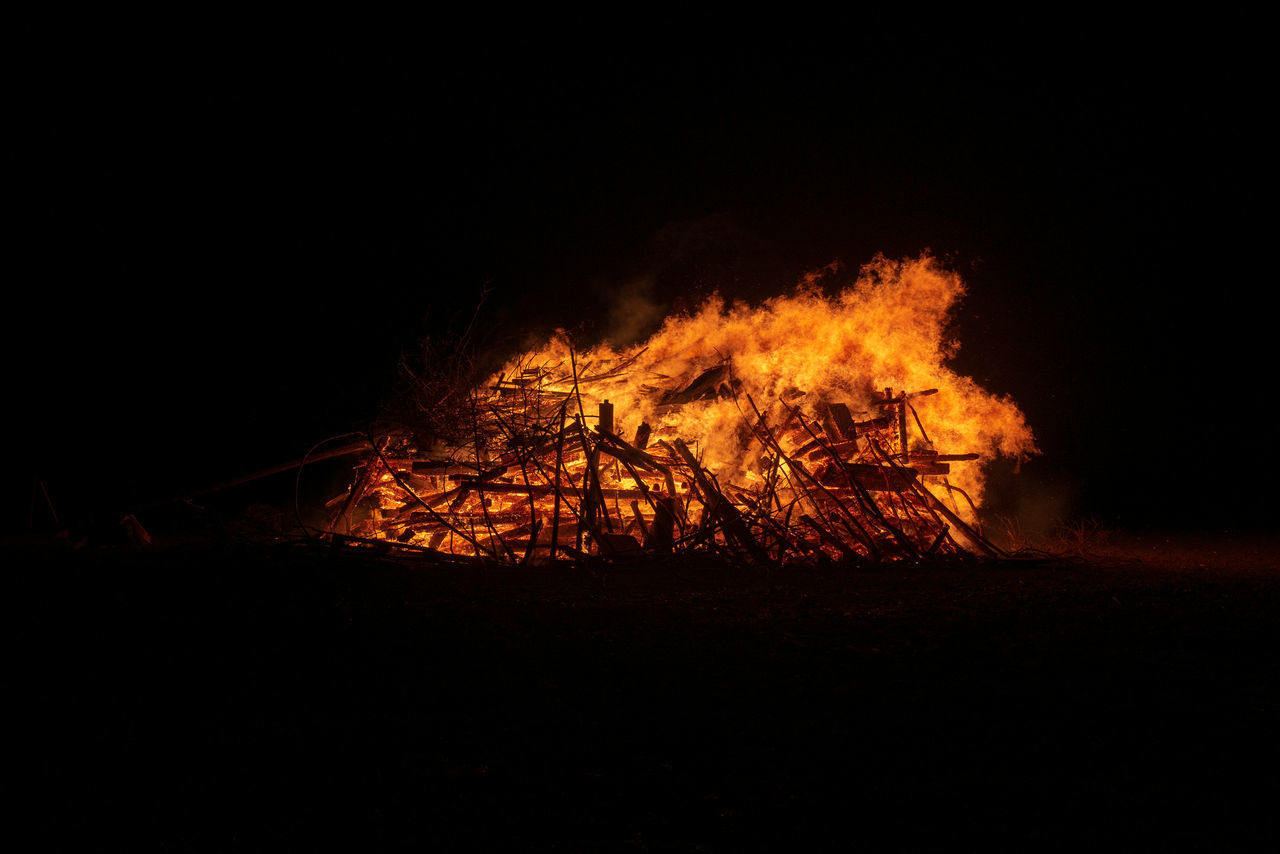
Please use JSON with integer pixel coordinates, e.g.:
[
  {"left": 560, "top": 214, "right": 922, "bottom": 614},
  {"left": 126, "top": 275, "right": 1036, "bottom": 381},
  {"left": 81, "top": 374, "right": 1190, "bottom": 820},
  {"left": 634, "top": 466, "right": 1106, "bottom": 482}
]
[{"left": 330, "top": 254, "right": 1036, "bottom": 562}]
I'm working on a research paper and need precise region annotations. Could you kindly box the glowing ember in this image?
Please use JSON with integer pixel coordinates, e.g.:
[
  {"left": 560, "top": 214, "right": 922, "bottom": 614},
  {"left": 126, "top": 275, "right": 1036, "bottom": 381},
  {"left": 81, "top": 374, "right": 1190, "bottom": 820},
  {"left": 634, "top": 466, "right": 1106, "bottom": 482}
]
[{"left": 329, "top": 254, "right": 1036, "bottom": 563}]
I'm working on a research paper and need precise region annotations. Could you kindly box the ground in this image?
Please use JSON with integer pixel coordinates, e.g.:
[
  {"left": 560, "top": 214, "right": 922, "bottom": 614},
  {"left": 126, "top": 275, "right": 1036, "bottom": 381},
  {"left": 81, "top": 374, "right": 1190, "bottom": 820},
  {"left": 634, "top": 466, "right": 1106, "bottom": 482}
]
[{"left": 15, "top": 531, "right": 1278, "bottom": 851}]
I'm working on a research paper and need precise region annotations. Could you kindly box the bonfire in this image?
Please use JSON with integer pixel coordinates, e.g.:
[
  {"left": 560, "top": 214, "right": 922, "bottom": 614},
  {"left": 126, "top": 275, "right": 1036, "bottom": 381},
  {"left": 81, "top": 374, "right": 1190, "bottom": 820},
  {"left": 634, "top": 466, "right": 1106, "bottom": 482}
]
[{"left": 318, "top": 255, "right": 1036, "bottom": 564}]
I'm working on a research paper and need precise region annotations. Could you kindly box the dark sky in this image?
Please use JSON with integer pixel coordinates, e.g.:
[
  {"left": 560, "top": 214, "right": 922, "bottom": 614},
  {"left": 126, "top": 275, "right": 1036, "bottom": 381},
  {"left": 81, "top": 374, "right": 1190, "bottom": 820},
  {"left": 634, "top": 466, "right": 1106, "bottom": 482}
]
[{"left": 15, "top": 39, "right": 1270, "bottom": 531}]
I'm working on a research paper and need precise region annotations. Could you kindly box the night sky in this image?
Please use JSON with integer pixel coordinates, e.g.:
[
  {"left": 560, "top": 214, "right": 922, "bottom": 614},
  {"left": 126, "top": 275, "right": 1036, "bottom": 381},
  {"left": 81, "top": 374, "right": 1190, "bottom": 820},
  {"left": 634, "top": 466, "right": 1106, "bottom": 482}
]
[{"left": 15, "top": 39, "right": 1270, "bottom": 533}]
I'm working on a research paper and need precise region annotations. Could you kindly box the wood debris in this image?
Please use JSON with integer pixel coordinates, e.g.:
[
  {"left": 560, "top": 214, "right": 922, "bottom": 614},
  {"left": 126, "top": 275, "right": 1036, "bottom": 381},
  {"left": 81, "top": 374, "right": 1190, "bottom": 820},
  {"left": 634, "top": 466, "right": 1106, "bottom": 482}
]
[{"left": 321, "top": 354, "right": 1002, "bottom": 565}]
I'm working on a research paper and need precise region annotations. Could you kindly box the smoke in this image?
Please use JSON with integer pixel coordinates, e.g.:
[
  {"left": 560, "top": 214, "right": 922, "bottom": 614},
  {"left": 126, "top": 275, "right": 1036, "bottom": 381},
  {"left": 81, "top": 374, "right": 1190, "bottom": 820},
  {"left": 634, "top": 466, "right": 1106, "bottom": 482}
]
[
  {"left": 601, "top": 276, "right": 666, "bottom": 347},
  {"left": 593, "top": 214, "right": 792, "bottom": 349},
  {"left": 980, "top": 458, "right": 1082, "bottom": 547}
]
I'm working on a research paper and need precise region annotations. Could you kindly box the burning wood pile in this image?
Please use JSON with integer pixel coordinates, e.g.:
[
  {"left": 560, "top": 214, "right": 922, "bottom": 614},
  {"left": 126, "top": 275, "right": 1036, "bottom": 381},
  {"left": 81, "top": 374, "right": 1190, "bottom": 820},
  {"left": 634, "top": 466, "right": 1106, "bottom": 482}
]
[{"left": 318, "top": 255, "right": 1036, "bottom": 565}]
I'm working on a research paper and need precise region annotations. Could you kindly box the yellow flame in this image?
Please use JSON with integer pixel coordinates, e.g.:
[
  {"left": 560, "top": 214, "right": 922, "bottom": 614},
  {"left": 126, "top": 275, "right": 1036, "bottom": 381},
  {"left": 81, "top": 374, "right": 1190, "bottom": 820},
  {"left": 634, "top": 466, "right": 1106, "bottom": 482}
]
[{"left": 497, "top": 253, "right": 1036, "bottom": 509}]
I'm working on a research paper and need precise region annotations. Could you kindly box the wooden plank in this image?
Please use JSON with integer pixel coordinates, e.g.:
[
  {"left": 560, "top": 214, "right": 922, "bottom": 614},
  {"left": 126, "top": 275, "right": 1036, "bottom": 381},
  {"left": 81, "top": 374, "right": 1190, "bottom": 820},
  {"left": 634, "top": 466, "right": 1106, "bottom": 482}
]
[
  {"left": 911, "top": 462, "right": 951, "bottom": 476},
  {"left": 840, "top": 463, "right": 918, "bottom": 492},
  {"left": 824, "top": 402, "right": 857, "bottom": 441},
  {"left": 807, "top": 439, "right": 859, "bottom": 460}
]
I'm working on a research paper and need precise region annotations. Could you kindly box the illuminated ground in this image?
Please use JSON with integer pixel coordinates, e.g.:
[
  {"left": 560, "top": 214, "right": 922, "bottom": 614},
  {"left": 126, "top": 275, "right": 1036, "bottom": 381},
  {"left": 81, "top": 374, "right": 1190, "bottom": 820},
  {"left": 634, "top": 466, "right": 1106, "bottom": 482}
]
[{"left": 18, "top": 532, "right": 1277, "bottom": 849}]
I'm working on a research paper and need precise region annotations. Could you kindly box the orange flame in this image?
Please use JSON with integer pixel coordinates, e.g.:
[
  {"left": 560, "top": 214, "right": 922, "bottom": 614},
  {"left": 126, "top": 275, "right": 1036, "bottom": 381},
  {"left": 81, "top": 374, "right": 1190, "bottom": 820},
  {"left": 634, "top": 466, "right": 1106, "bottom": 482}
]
[
  {"left": 499, "top": 253, "right": 1035, "bottom": 508},
  {"left": 342, "top": 253, "right": 1035, "bottom": 561}
]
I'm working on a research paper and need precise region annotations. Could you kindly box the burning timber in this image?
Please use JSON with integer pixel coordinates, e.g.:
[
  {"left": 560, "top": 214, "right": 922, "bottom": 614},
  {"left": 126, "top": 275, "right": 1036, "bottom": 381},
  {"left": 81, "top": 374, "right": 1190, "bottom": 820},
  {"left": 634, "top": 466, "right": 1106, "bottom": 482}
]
[
  {"left": 318, "top": 257, "right": 1038, "bottom": 564},
  {"left": 323, "top": 358, "right": 1002, "bottom": 565}
]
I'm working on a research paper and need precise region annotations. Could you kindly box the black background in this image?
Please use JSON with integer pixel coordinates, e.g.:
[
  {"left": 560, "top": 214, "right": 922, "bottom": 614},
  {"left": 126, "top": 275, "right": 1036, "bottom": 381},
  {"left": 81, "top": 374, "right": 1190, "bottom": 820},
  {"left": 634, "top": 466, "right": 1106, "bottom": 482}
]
[{"left": 14, "top": 35, "right": 1271, "bottom": 533}]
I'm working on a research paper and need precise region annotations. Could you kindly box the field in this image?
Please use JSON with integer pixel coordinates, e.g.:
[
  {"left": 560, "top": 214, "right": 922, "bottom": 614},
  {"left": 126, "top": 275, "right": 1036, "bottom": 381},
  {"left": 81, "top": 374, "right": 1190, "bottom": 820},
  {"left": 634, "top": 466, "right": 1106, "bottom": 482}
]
[{"left": 17, "top": 532, "right": 1278, "bottom": 850}]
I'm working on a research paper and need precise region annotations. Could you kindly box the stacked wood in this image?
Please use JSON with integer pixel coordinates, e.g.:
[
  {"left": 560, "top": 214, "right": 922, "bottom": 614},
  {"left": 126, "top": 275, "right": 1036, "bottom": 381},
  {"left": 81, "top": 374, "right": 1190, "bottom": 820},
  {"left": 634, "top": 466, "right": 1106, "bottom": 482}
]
[{"left": 323, "top": 353, "right": 1001, "bottom": 565}]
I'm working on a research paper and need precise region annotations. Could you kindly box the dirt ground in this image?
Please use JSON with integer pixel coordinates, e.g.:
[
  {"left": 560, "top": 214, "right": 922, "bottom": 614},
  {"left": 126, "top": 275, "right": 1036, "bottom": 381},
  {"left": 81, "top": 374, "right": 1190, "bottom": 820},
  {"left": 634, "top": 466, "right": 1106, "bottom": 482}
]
[{"left": 15, "top": 531, "right": 1278, "bottom": 850}]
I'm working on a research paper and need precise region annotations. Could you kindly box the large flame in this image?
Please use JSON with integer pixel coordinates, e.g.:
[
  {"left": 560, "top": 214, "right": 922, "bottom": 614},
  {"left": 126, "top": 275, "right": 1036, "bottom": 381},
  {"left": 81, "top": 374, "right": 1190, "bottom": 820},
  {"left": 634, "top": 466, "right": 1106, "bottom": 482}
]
[
  {"left": 498, "top": 253, "right": 1035, "bottom": 507},
  {"left": 339, "top": 253, "right": 1036, "bottom": 562}
]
